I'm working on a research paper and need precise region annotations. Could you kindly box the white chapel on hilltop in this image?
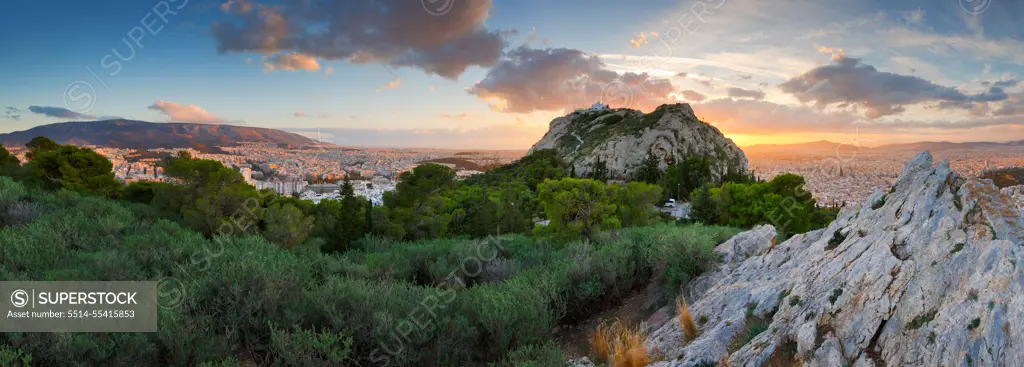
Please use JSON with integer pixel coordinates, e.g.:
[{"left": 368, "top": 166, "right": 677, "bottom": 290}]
[{"left": 576, "top": 100, "right": 610, "bottom": 113}]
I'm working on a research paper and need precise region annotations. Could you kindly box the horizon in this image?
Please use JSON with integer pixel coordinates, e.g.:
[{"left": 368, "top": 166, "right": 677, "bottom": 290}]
[
  {"left": 4, "top": 115, "right": 1024, "bottom": 150},
  {"left": 2, "top": 0, "right": 1023, "bottom": 149}
]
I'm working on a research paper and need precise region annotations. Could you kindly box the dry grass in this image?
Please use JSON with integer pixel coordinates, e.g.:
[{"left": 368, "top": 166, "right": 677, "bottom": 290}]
[
  {"left": 590, "top": 322, "right": 612, "bottom": 363},
  {"left": 676, "top": 297, "right": 699, "bottom": 342},
  {"left": 590, "top": 319, "right": 650, "bottom": 367}
]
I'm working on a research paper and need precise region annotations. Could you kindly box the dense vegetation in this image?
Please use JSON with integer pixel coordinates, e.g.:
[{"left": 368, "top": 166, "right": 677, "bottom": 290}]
[
  {"left": 0, "top": 174, "right": 736, "bottom": 365},
  {"left": 980, "top": 167, "right": 1024, "bottom": 188},
  {"left": 689, "top": 174, "right": 838, "bottom": 238},
  {"left": 0, "top": 138, "right": 836, "bottom": 366}
]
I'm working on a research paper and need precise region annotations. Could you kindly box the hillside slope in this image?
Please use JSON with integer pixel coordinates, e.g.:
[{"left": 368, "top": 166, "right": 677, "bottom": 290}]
[
  {"left": 0, "top": 120, "right": 316, "bottom": 153},
  {"left": 528, "top": 103, "right": 748, "bottom": 181},
  {"left": 644, "top": 151, "right": 1024, "bottom": 366}
]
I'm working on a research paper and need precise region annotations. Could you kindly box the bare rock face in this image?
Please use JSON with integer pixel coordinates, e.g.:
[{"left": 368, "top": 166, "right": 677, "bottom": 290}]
[
  {"left": 645, "top": 151, "right": 1024, "bottom": 366},
  {"left": 527, "top": 103, "right": 748, "bottom": 181},
  {"left": 1001, "top": 185, "right": 1024, "bottom": 213}
]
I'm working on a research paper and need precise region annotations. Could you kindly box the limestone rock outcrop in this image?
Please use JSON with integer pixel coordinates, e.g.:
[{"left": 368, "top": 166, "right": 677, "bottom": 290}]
[
  {"left": 527, "top": 103, "right": 747, "bottom": 181},
  {"left": 645, "top": 151, "right": 1024, "bottom": 366}
]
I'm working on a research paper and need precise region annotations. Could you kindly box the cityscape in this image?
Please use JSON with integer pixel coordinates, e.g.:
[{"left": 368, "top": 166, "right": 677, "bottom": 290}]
[
  {"left": 6, "top": 143, "right": 525, "bottom": 206},
  {"left": 7, "top": 140, "right": 1022, "bottom": 209}
]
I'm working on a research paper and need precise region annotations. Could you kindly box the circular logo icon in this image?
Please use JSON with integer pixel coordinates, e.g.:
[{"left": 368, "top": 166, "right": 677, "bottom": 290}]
[
  {"left": 601, "top": 80, "right": 634, "bottom": 109},
  {"left": 156, "top": 277, "right": 186, "bottom": 310},
  {"left": 10, "top": 289, "right": 29, "bottom": 308},
  {"left": 959, "top": 0, "right": 991, "bottom": 15},
  {"left": 63, "top": 81, "right": 97, "bottom": 114},
  {"left": 422, "top": 0, "right": 455, "bottom": 16}
]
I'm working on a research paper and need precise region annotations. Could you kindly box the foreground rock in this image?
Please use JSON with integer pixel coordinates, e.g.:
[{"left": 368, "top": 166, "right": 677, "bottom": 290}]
[
  {"left": 528, "top": 103, "right": 747, "bottom": 181},
  {"left": 645, "top": 151, "right": 1024, "bottom": 366}
]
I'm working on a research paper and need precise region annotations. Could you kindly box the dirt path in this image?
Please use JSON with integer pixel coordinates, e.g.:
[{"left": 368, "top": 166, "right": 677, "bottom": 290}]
[{"left": 554, "top": 290, "right": 654, "bottom": 360}]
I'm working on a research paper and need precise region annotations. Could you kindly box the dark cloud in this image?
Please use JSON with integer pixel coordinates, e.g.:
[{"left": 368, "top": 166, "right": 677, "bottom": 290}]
[
  {"left": 736, "top": 74, "right": 753, "bottom": 80},
  {"left": 992, "top": 99, "right": 1024, "bottom": 116},
  {"left": 981, "top": 79, "right": 1019, "bottom": 88},
  {"left": 676, "top": 72, "right": 688, "bottom": 77},
  {"left": 4, "top": 107, "right": 22, "bottom": 120},
  {"left": 468, "top": 47, "right": 676, "bottom": 113},
  {"left": 27, "top": 106, "right": 94, "bottom": 120},
  {"left": 680, "top": 90, "right": 706, "bottom": 102},
  {"left": 727, "top": 87, "right": 765, "bottom": 100},
  {"left": 780, "top": 55, "right": 1009, "bottom": 118},
  {"left": 212, "top": 0, "right": 507, "bottom": 79}
]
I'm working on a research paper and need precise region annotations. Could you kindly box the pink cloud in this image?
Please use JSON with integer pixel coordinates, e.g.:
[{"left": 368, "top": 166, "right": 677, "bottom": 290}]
[{"left": 148, "top": 100, "right": 225, "bottom": 123}]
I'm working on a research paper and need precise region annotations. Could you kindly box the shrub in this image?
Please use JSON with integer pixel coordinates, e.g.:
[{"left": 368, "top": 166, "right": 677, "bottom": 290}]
[
  {"left": 829, "top": 288, "right": 843, "bottom": 305},
  {"left": 826, "top": 229, "right": 846, "bottom": 250},
  {"left": 492, "top": 342, "right": 564, "bottom": 367},
  {"left": 268, "top": 322, "right": 352, "bottom": 366},
  {"left": 740, "top": 319, "right": 770, "bottom": 346},
  {"left": 0, "top": 346, "right": 32, "bottom": 367},
  {"left": 906, "top": 310, "right": 938, "bottom": 330},
  {"left": 967, "top": 318, "right": 981, "bottom": 330},
  {"left": 2, "top": 201, "right": 40, "bottom": 228}
]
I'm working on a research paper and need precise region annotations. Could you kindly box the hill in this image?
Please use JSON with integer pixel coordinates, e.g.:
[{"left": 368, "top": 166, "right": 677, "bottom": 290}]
[
  {"left": 0, "top": 119, "right": 316, "bottom": 153},
  {"left": 528, "top": 103, "right": 748, "bottom": 181},
  {"left": 643, "top": 151, "right": 1024, "bottom": 366}
]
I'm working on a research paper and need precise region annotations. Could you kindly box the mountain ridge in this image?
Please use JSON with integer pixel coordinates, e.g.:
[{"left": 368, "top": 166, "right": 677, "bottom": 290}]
[{"left": 0, "top": 119, "right": 316, "bottom": 153}]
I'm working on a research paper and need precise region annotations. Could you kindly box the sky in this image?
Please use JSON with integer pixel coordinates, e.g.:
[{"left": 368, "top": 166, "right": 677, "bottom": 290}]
[{"left": 1, "top": 0, "right": 1022, "bottom": 149}]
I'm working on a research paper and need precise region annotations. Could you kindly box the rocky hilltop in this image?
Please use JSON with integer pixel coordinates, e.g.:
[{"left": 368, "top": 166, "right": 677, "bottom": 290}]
[
  {"left": 642, "top": 151, "right": 1024, "bottom": 366},
  {"left": 528, "top": 103, "right": 747, "bottom": 180}
]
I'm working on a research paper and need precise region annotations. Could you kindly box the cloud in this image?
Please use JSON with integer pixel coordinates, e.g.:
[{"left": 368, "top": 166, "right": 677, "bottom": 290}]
[
  {"left": 324, "top": 67, "right": 334, "bottom": 75},
  {"left": 693, "top": 98, "right": 1024, "bottom": 136},
  {"left": 694, "top": 98, "right": 860, "bottom": 135},
  {"left": 468, "top": 47, "right": 677, "bottom": 113},
  {"left": 981, "top": 78, "right": 1019, "bottom": 88},
  {"left": 736, "top": 74, "right": 752, "bottom": 80},
  {"left": 27, "top": 106, "right": 95, "bottom": 120},
  {"left": 439, "top": 112, "right": 474, "bottom": 119},
  {"left": 263, "top": 52, "right": 320, "bottom": 72},
  {"left": 779, "top": 55, "right": 1009, "bottom": 118},
  {"left": 630, "top": 32, "right": 658, "bottom": 48},
  {"left": 212, "top": 0, "right": 507, "bottom": 79},
  {"left": 727, "top": 87, "right": 765, "bottom": 100},
  {"left": 376, "top": 78, "right": 401, "bottom": 91},
  {"left": 148, "top": 100, "right": 226, "bottom": 123},
  {"left": 680, "top": 90, "right": 706, "bottom": 102},
  {"left": 294, "top": 111, "right": 330, "bottom": 118},
  {"left": 5, "top": 107, "right": 22, "bottom": 120},
  {"left": 816, "top": 46, "right": 845, "bottom": 58}
]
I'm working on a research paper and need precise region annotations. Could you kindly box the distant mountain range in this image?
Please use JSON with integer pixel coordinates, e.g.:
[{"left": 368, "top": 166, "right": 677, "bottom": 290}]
[
  {"left": 743, "top": 139, "right": 1024, "bottom": 157},
  {"left": 0, "top": 120, "right": 317, "bottom": 153}
]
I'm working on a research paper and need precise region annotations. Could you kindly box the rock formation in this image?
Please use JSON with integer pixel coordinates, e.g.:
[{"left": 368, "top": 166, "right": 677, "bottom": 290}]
[
  {"left": 528, "top": 103, "right": 748, "bottom": 181},
  {"left": 644, "top": 151, "right": 1024, "bottom": 366}
]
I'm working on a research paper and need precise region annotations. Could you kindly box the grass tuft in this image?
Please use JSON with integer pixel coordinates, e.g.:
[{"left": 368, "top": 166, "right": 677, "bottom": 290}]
[
  {"left": 677, "top": 297, "right": 699, "bottom": 342},
  {"left": 590, "top": 319, "right": 650, "bottom": 367}
]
